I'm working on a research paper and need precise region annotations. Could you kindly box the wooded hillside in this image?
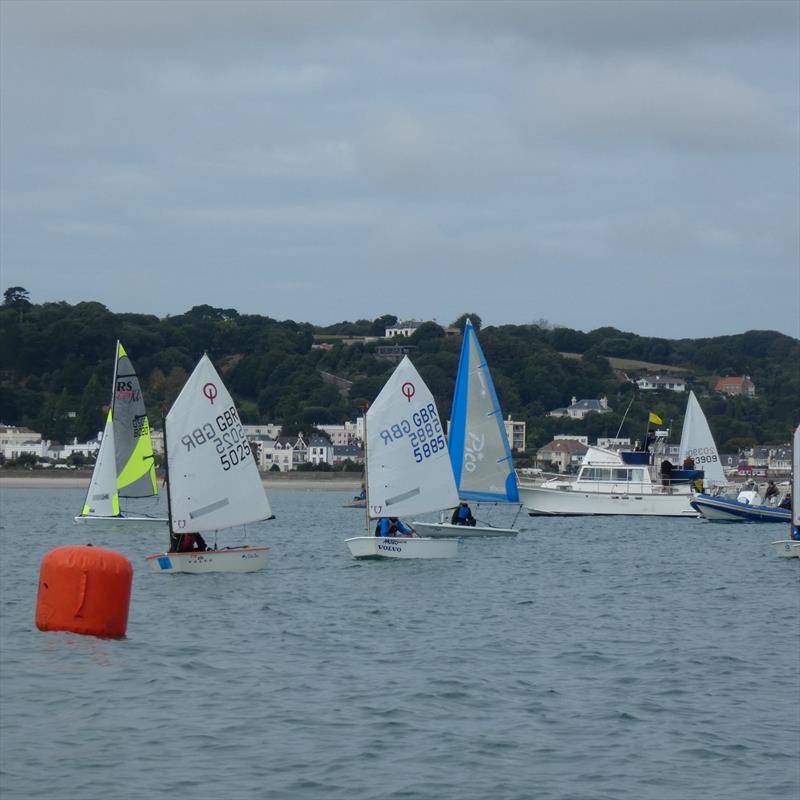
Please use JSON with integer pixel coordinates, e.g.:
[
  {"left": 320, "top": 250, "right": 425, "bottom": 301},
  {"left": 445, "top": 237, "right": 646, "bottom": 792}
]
[{"left": 1, "top": 290, "right": 797, "bottom": 454}]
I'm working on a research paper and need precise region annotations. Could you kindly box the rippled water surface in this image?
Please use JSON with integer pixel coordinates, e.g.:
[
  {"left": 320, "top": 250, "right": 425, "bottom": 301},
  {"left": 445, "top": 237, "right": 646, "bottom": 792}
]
[{"left": 1, "top": 486, "right": 798, "bottom": 800}]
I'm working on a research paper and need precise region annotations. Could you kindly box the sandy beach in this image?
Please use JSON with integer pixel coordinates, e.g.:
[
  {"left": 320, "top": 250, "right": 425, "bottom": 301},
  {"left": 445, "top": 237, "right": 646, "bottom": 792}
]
[{"left": 0, "top": 471, "right": 362, "bottom": 492}]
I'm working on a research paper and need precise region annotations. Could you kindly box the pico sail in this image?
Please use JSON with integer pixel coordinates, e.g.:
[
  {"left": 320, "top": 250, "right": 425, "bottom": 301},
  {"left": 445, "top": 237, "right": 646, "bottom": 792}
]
[
  {"left": 345, "top": 356, "right": 460, "bottom": 559},
  {"left": 75, "top": 341, "right": 164, "bottom": 523},
  {"left": 145, "top": 354, "right": 272, "bottom": 573},
  {"left": 413, "top": 318, "right": 520, "bottom": 537}
]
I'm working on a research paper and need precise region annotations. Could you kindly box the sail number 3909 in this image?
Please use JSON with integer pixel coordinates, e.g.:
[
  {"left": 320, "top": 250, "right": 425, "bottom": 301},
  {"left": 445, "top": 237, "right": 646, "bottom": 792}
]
[{"left": 179, "top": 405, "right": 251, "bottom": 471}]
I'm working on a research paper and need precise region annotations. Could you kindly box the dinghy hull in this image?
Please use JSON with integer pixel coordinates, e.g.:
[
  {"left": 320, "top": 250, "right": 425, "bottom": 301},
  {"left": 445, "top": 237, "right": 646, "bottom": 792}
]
[
  {"left": 345, "top": 536, "right": 457, "bottom": 559},
  {"left": 770, "top": 541, "right": 800, "bottom": 559},
  {"left": 145, "top": 546, "right": 269, "bottom": 573}
]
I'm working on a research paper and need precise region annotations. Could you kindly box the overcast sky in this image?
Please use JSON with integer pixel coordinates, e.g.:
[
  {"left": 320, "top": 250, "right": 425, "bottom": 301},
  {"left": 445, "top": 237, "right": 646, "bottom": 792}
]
[{"left": 1, "top": 0, "right": 798, "bottom": 338}]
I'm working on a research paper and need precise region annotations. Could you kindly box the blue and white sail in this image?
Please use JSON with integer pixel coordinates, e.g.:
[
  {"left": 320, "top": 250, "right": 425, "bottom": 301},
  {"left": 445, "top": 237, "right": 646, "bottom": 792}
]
[{"left": 448, "top": 319, "right": 519, "bottom": 504}]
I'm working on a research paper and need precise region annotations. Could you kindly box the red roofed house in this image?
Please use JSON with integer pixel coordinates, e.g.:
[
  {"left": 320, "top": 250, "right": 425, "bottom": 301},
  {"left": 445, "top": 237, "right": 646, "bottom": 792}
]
[
  {"left": 535, "top": 437, "right": 589, "bottom": 473},
  {"left": 715, "top": 376, "right": 756, "bottom": 397}
]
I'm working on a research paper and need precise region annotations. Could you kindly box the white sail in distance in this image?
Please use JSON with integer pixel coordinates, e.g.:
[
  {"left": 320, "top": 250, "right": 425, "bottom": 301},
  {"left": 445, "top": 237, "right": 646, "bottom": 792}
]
[{"left": 679, "top": 391, "right": 726, "bottom": 486}]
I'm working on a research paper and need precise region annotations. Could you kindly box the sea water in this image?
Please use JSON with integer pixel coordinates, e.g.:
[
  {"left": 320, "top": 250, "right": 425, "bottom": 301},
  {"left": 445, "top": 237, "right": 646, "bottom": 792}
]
[{"left": 0, "top": 486, "right": 797, "bottom": 800}]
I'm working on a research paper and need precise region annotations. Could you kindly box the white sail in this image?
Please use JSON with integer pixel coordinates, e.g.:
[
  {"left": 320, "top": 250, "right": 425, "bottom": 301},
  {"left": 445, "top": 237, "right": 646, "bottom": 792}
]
[
  {"left": 80, "top": 410, "right": 118, "bottom": 517},
  {"left": 679, "top": 391, "right": 726, "bottom": 486},
  {"left": 793, "top": 425, "right": 799, "bottom": 531},
  {"left": 166, "top": 355, "right": 271, "bottom": 534},
  {"left": 366, "top": 356, "right": 459, "bottom": 520}
]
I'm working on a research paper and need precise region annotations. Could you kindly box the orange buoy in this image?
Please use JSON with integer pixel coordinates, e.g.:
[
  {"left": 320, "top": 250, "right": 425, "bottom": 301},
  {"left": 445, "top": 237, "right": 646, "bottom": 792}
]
[{"left": 35, "top": 545, "right": 133, "bottom": 639}]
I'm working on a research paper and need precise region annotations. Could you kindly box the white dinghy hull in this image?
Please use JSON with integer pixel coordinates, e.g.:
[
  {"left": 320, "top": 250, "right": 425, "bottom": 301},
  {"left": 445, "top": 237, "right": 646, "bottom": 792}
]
[
  {"left": 412, "top": 521, "right": 518, "bottom": 538},
  {"left": 345, "top": 536, "right": 458, "bottom": 560},
  {"left": 145, "top": 547, "right": 269, "bottom": 573},
  {"left": 770, "top": 541, "right": 800, "bottom": 559},
  {"left": 74, "top": 515, "right": 167, "bottom": 524}
]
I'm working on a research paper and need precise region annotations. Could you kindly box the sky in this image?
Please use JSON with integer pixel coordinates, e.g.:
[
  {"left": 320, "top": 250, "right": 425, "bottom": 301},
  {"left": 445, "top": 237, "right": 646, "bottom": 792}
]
[{"left": 1, "top": 0, "right": 798, "bottom": 339}]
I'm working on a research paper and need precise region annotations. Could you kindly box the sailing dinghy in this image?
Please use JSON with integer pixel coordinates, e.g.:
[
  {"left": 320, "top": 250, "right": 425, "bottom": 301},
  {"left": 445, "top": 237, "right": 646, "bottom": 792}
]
[
  {"left": 413, "top": 319, "right": 520, "bottom": 538},
  {"left": 771, "top": 424, "right": 800, "bottom": 559},
  {"left": 345, "top": 356, "right": 460, "bottom": 559},
  {"left": 74, "top": 341, "right": 166, "bottom": 524},
  {"left": 145, "top": 355, "right": 272, "bottom": 573}
]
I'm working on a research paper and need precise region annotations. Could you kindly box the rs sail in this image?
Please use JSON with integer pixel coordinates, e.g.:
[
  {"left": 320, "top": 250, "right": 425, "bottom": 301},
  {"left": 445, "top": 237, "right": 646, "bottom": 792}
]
[
  {"left": 78, "top": 341, "right": 158, "bottom": 519},
  {"left": 113, "top": 342, "right": 158, "bottom": 498},
  {"left": 448, "top": 319, "right": 519, "bottom": 503}
]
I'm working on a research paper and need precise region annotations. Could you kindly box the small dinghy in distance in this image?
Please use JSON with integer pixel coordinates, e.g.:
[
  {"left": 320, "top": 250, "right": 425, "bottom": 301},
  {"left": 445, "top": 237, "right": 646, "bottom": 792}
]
[
  {"left": 413, "top": 318, "right": 520, "bottom": 538},
  {"left": 771, "top": 424, "right": 800, "bottom": 559},
  {"left": 75, "top": 340, "right": 166, "bottom": 524},
  {"left": 145, "top": 355, "right": 272, "bottom": 574},
  {"left": 345, "top": 356, "right": 460, "bottom": 560}
]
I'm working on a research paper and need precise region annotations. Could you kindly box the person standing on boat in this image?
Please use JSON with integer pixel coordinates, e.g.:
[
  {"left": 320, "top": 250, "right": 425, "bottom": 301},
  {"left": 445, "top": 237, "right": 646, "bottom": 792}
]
[
  {"left": 375, "top": 517, "right": 415, "bottom": 537},
  {"left": 765, "top": 481, "right": 779, "bottom": 504},
  {"left": 450, "top": 501, "right": 477, "bottom": 526}
]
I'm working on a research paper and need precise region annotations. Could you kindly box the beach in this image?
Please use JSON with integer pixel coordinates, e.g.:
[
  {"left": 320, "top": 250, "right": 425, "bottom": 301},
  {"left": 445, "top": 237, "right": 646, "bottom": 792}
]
[{"left": 0, "top": 470, "right": 362, "bottom": 491}]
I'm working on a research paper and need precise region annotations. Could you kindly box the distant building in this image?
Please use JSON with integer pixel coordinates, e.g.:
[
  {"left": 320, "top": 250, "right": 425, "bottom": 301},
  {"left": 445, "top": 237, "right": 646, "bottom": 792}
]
[
  {"left": 385, "top": 320, "right": 423, "bottom": 338},
  {"left": 636, "top": 375, "right": 686, "bottom": 392},
  {"left": 535, "top": 438, "right": 589, "bottom": 473},
  {"left": 715, "top": 376, "right": 756, "bottom": 397},
  {"left": 333, "top": 444, "right": 364, "bottom": 465},
  {"left": 375, "top": 344, "right": 416, "bottom": 362},
  {"left": 307, "top": 434, "right": 334, "bottom": 466},
  {"left": 0, "top": 425, "right": 45, "bottom": 460},
  {"left": 549, "top": 396, "right": 611, "bottom": 420},
  {"left": 267, "top": 434, "right": 308, "bottom": 472},
  {"left": 504, "top": 416, "right": 527, "bottom": 453}
]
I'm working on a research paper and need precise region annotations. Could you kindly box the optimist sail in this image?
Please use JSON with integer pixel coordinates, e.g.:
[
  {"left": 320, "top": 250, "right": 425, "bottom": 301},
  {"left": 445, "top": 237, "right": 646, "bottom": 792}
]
[
  {"left": 366, "top": 356, "right": 459, "bottom": 520},
  {"left": 678, "top": 391, "right": 726, "bottom": 487},
  {"left": 448, "top": 319, "right": 519, "bottom": 503},
  {"left": 166, "top": 355, "right": 272, "bottom": 534}
]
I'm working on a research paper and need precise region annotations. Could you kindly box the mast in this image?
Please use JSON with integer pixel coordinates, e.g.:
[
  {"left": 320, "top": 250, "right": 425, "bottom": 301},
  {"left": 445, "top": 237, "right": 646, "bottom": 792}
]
[
  {"left": 362, "top": 404, "right": 370, "bottom": 535},
  {"left": 162, "top": 406, "right": 176, "bottom": 546}
]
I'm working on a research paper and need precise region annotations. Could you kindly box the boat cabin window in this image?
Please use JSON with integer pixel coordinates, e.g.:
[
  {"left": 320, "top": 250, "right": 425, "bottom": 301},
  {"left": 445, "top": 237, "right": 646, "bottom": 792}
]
[{"left": 581, "top": 467, "right": 646, "bottom": 483}]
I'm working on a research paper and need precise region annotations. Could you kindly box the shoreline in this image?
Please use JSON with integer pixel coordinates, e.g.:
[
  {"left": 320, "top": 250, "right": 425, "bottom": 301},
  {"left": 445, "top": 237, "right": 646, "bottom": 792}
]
[{"left": 0, "top": 471, "right": 362, "bottom": 492}]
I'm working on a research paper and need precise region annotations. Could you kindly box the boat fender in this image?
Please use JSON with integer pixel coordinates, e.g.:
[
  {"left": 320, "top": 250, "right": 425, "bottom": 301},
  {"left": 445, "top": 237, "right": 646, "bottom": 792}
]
[{"left": 35, "top": 545, "right": 133, "bottom": 639}]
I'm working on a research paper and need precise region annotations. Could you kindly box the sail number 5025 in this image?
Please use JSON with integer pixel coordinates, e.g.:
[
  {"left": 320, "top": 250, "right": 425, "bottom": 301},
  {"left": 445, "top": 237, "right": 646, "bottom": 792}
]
[{"left": 179, "top": 404, "right": 251, "bottom": 471}]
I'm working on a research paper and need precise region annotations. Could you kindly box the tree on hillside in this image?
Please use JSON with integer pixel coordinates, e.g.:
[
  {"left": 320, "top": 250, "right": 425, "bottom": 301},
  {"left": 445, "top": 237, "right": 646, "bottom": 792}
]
[
  {"left": 3, "top": 287, "right": 31, "bottom": 308},
  {"left": 371, "top": 314, "right": 398, "bottom": 336},
  {"left": 452, "top": 313, "right": 482, "bottom": 332}
]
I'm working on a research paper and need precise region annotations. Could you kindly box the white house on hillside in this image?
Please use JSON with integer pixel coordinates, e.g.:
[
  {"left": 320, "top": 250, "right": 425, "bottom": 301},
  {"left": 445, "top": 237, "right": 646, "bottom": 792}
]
[
  {"left": 385, "top": 320, "right": 423, "bottom": 337},
  {"left": 549, "top": 397, "right": 611, "bottom": 420},
  {"left": 636, "top": 375, "right": 686, "bottom": 392}
]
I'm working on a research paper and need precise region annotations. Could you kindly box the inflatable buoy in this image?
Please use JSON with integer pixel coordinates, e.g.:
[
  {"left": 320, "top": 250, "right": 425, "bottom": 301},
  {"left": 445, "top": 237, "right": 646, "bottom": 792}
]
[{"left": 35, "top": 545, "right": 133, "bottom": 638}]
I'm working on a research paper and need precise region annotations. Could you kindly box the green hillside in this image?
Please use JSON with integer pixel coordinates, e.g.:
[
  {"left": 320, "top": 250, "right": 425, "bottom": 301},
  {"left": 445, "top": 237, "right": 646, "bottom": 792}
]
[{"left": 1, "top": 290, "right": 797, "bottom": 455}]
